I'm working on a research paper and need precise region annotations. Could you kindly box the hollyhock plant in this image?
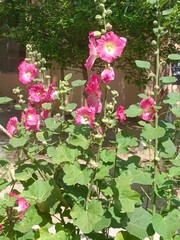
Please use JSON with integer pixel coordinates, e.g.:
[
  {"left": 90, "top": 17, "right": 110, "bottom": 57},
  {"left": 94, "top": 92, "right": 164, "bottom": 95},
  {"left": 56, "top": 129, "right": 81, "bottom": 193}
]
[
  {"left": 75, "top": 107, "right": 95, "bottom": 128},
  {"left": 87, "top": 90, "right": 102, "bottom": 113},
  {"left": 140, "top": 98, "right": 155, "bottom": 121},
  {"left": 101, "top": 67, "right": 115, "bottom": 84},
  {"left": 28, "top": 84, "right": 46, "bottom": 104},
  {"left": 22, "top": 107, "right": 40, "bottom": 131},
  {"left": 85, "top": 73, "right": 101, "bottom": 94},
  {"left": 6, "top": 117, "right": 18, "bottom": 137},
  {"left": 116, "top": 105, "right": 126, "bottom": 122},
  {"left": 9, "top": 192, "right": 30, "bottom": 214},
  {"left": 96, "top": 31, "right": 127, "bottom": 63},
  {"left": 84, "top": 33, "right": 99, "bottom": 70},
  {"left": 18, "top": 61, "right": 38, "bottom": 85}
]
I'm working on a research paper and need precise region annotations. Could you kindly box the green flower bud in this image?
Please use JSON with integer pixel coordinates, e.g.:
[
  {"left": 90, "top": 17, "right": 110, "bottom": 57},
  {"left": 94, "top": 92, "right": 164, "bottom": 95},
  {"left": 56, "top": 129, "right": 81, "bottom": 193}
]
[
  {"left": 106, "top": 23, "right": 112, "bottom": 31},
  {"left": 101, "top": 29, "right": 106, "bottom": 34},
  {"left": 95, "top": 14, "right": 102, "bottom": 20},
  {"left": 106, "top": 9, "right": 112, "bottom": 15},
  {"left": 45, "top": 75, "right": 51, "bottom": 79},
  {"left": 92, "top": 31, "right": 102, "bottom": 38},
  {"left": 154, "top": 85, "right": 160, "bottom": 90},
  {"left": 99, "top": 3, "right": 105, "bottom": 11},
  {"left": 99, "top": 0, "right": 106, "bottom": 3},
  {"left": 151, "top": 40, "right": 157, "bottom": 45},
  {"left": 102, "top": 118, "right": 108, "bottom": 124},
  {"left": 153, "top": 20, "right": 158, "bottom": 25},
  {"left": 41, "top": 67, "right": 46, "bottom": 71}
]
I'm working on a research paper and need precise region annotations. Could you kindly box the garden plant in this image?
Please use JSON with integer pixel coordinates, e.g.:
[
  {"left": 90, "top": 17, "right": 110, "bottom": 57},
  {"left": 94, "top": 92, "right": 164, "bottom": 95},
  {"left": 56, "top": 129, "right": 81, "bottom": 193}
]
[{"left": 0, "top": 0, "right": 180, "bottom": 239}]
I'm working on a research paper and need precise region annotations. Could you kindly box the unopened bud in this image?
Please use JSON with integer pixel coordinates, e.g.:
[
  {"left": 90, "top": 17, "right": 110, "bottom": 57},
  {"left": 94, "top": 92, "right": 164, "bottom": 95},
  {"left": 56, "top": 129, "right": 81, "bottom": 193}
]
[
  {"left": 99, "top": 3, "right": 105, "bottom": 11},
  {"left": 153, "top": 20, "right": 158, "bottom": 25},
  {"left": 95, "top": 14, "right": 102, "bottom": 20},
  {"left": 45, "top": 75, "right": 51, "bottom": 79},
  {"left": 106, "top": 23, "right": 112, "bottom": 31},
  {"left": 155, "top": 156, "right": 160, "bottom": 161},
  {"left": 101, "top": 29, "right": 106, "bottom": 34},
  {"left": 151, "top": 40, "right": 157, "bottom": 45},
  {"left": 154, "top": 85, "right": 160, "bottom": 90},
  {"left": 102, "top": 118, "right": 108, "bottom": 124},
  {"left": 99, "top": 0, "right": 106, "bottom": 3},
  {"left": 106, "top": 9, "right": 112, "bottom": 15},
  {"left": 41, "top": 67, "right": 46, "bottom": 71},
  {"left": 91, "top": 31, "right": 101, "bottom": 38}
]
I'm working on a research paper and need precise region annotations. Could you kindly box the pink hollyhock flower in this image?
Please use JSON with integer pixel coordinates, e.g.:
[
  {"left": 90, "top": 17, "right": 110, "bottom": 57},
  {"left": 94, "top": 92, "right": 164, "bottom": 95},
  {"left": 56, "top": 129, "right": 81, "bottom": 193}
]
[
  {"left": 18, "top": 61, "right": 38, "bottom": 85},
  {"left": 85, "top": 33, "right": 99, "bottom": 70},
  {"left": 85, "top": 73, "right": 101, "bottom": 94},
  {"left": 45, "top": 83, "right": 56, "bottom": 102},
  {"left": 40, "top": 109, "right": 49, "bottom": 119},
  {"left": 9, "top": 192, "right": 29, "bottom": 220},
  {"left": 101, "top": 67, "right": 115, "bottom": 84},
  {"left": 87, "top": 90, "right": 102, "bottom": 113},
  {"left": 96, "top": 31, "right": 127, "bottom": 63},
  {"left": 28, "top": 84, "right": 46, "bottom": 104},
  {"left": 75, "top": 107, "right": 95, "bottom": 128},
  {"left": 22, "top": 107, "right": 40, "bottom": 131},
  {"left": 116, "top": 105, "right": 126, "bottom": 122},
  {"left": 140, "top": 98, "right": 155, "bottom": 121},
  {"left": 6, "top": 117, "right": 18, "bottom": 137},
  {"left": 0, "top": 224, "right": 2, "bottom": 232}
]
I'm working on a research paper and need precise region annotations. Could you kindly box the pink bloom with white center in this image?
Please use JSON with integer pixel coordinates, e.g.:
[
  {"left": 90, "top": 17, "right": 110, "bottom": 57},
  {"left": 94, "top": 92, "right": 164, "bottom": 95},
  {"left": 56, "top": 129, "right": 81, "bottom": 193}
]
[
  {"left": 140, "top": 98, "right": 155, "bottom": 121},
  {"left": 28, "top": 84, "right": 46, "bottom": 104},
  {"left": 6, "top": 117, "right": 18, "bottom": 137},
  {"left": 75, "top": 107, "right": 95, "bottom": 128},
  {"left": 87, "top": 90, "right": 102, "bottom": 113},
  {"left": 40, "top": 109, "right": 50, "bottom": 120},
  {"left": 101, "top": 67, "right": 115, "bottom": 84},
  {"left": 116, "top": 105, "right": 126, "bottom": 122},
  {"left": 18, "top": 61, "right": 38, "bottom": 85},
  {"left": 96, "top": 31, "right": 127, "bottom": 63},
  {"left": 85, "top": 73, "right": 101, "bottom": 94},
  {"left": 9, "top": 192, "right": 30, "bottom": 215},
  {"left": 22, "top": 107, "right": 40, "bottom": 131},
  {"left": 85, "top": 33, "right": 99, "bottom": 70}
]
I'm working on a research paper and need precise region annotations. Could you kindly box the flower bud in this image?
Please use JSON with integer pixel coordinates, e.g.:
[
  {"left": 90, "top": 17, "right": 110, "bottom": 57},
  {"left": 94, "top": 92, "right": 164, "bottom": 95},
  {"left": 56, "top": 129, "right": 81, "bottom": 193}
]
[
  {"left": 99, "top": 3, "right": 105, "bottom": 11},
  {"left": 106, "top": 23, "right": 112, "bottom": 31},
  {"left": 151, "top": 40, "right": 157, "bottom": 45},
  {"left": 155, "top": 156, "right": 160, "bottom": 161},
  {"left": 45, "top": 75, "right": 51, "bottom": 79},
  {"left": 95, "top": 14, "right": 102, "bottom": 20},
  {"left": 106, "top": 9, "right": 112, "bottom": 15},
  {"left": 99, "top": 0, "right": 106, "bottom": 3},
  {"left": 153, "top": 20, "right": 158, "bottom": 25},
  {"left": 91, "top": 31, "right": 102, "bottom": 38},
  {"left": 101, "top": 29, "right": 106, "bottom": 34},
  {"left": 148, "top": 72, "right": 155, "bottom": 78},
  {"left": 154, "top": 85, "right": 160, "bottom": 90},
  {"left": 41, "top": 67, "right": 46, "bottom": 71},
  {"left": 102, "top": 118, "right": 108, "bottom": 124},
  {"left": 150, "top": 91, "right": 155, "bottom": 96}
]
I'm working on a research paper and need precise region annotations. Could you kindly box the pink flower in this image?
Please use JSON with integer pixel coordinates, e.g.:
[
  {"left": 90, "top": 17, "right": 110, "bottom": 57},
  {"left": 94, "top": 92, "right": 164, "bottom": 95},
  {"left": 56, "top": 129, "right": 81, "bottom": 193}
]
[
  {"left": 87, "top": 90, "right": 102, "bottom": 113},
  {"left": 0, "top": 224, "right": 2, "bottom": 232},
  {"left": 6, "top": 117, "right": 18, "bottom": 137},
  {"left": 96, "top": 31, "right": 127, "bottom": 63},
  {"left": 116, "top": 105, "right": 126, "bottom": 122},
  {"left": 75, "top": 107, "right": 95, "bottom": 128},
  {"left": 101, "top": 67, "right": 115, "bottom": 84},
  {"left": 28, "top": 84, "right": 46, "bottom": 104},
  {"left": 22, "top": 107, "right": 40, "bottom": 131},
  {"left": 85, "top": 73, "right": 101, "bottom": 94},
  {"left": 85, "top": 33, "right": 99, "bottom": 70},
  {"left": 45, "top": 83, "right": 56, "bottom": 102},
  {"left": 40, "top": 109, "right": 50, "bottom": 119},
  {"left": 18, "top": 61, "right": 38, "bottom": 85},
  {"left": 140, "top": 98, "right": 155, "bottom": 121}
]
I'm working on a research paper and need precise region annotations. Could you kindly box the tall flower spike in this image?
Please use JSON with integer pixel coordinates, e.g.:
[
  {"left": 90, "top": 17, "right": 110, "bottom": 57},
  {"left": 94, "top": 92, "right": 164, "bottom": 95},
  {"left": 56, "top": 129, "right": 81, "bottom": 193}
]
[{"left": 96, "top": 31, "right": 127, "bottom": 63}]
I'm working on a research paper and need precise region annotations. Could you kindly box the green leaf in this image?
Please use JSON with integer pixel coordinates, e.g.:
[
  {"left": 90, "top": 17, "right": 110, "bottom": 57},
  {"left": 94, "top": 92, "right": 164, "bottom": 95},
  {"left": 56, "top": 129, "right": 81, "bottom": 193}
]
[
  {"left": 63, "top": 163, "right": 92, "bottom": 185},
  {"left": 42, "top": 102, "right": 52, "bottom": 110},
  {"left": 45, "top": 117, "right": 60, "bottom": 131},
  {"left": 64, "top": 73, "right": 72, "bottom": 81},
  {"left": 160, "top": 76, "right": 177, "bottom": 84},
  {"left": 100, "top": 149, "right": 116, "bottom": 163},
  {"left": 70, "top": 200, "right": 104, "bottom": 233},
  {"left": 147, "top": 0, "right": 157, "bottom": 4},
  {"left": 141, "top": 125, "right": 165, "bottom": 140},
  {"left": 162, "top": 8, "right": 173, "bottom": 15},
  {"left": 160, "top": 138, "right": 176, "bottom": 158},
  {"left": 152, "top": 210, "right": 180, "bottom": 239},
  {"left": 15, "top": 171, "right": 32, "bottom": 181},
  {"left": 115, "top": 231, "right": 140, "bottom": 240},
  {"left": 71, "top": 80, "right": 86, "bottom": 87},
  {"left": 0, "top": 97, "right": 13, "bottom": 104},
  {"left": 67, "top": 133, "right": 90, "bottom": 150},
  {"left": 64, "top": 103, "right": 77, "bottom": 112},
  {"left": 168, "top": 54, "right": 180, "bottom": 61},
  {"left": 0, "top": 237, "right": 10, "bottom": 240},
  {"left": 128, "top": 164, "right": 153, "bottom": 185},
  {"left": 171, "top": 106, "right": 180, "bottom": 117},
  {"left": 125, "top": 104, "right": 143, "bottom": 117},
  {"left": 0, "top": 178, "right": 9, "bottom": 190},
  {"left": 36, "top": 132, "right": 46, "bottom": 143},
  {"left": 127, "top": 207, "right": 153, "bottom": 239},
  {"left": 9, "top": 136, "right": 28, "bottom": 148},
  {"left": 135, "top": 60, "right": 150, "bottom": 69},
  {"left": 116, "top": 132, "right": 138, "bottom": 154},
  {"left": 14, "top": 206, "right": 42, "bottom": 233},
  {"left": 37, "top": 228, "right": 69, "bottom": 240},
  {"left": 170, "top": 154, "right": 180, "bottom": 167},
  {"left": 93, "top": 214, "right": 111, "bottom": 232},
  {"left": 169, "top": 166, "right": 180, "bottom": 177},
  {"left": 52, "top": 143, "right": 81, "bottom": 164},
  {"left": 138, "top": 94, "right": 149, "bottom": 99}
]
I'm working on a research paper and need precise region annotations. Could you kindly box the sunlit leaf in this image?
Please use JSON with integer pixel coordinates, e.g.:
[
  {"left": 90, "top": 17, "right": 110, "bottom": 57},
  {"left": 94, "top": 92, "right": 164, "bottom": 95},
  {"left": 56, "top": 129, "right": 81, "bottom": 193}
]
[{"left": 135, "top": 60, "right": 150, "bottom": 69}]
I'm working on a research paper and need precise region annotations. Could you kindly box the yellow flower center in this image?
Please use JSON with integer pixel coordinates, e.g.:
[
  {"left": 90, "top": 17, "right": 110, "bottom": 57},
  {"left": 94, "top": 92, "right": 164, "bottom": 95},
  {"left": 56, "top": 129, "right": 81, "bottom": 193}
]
[
  {"left": 84, "top": 115, "right": 90, "bottom": 123},
  {"left": 105, "top": 42, "right": 115, "bottom": 54},
  {"left": 26, "top": 72, "right": 31, "bottom": 77}
]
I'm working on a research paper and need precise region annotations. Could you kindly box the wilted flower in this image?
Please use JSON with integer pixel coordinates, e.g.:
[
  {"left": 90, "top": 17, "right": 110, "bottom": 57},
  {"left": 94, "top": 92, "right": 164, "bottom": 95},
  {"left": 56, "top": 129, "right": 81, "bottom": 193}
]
[
  {"left": 6, "top": 117, "right": 18, "bottom": 137},
  {"left": 87, "top": 90, "right": 102, "bottom": 113},
  {"left": 22, "top": 107, "right": 40, "bottom": 131},
  {"left": 75, "top": 107, "right": 95, "bottom": 128},
  {"left": 116, "top": 105, "right": 126, "bottom": 122},
  {"left": 85, "top": 33, "right": 99, "bottom": 70},
  {"left": 101, "top": 67, "right": 115, "bottom": 84},
  {"left": 140, "top": 98, "right": 155, "bottom": 121},
  {"left": 85, "top": 73, "right": 101, "bottom": 94},
  {"left": 96, "top": 31, "right": 127, "bottom": 63},
  {"left": 18, "top": 61, "right": 38, "bottom": 85}
]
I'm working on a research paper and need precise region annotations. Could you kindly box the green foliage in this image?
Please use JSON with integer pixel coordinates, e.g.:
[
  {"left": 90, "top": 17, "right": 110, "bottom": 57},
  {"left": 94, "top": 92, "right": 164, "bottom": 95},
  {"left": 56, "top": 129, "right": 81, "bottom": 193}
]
[{"left": 0, "top": 97, "right": 13, "bottom": 105}]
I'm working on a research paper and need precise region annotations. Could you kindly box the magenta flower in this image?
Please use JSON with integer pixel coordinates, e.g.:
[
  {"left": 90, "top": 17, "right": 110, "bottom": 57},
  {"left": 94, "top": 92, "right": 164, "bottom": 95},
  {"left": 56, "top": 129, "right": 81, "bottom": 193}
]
[
  {"left": 85, "top": 73, "right": 101, "bottom": 94},
  {"left": 101, "top": 67, "right": 115, "bottom": 84},
  {"left": 40, "top": 109, "right": 49, "bottom": 120},
  {"left": 22, "top": 107, "right": 40, "bottom": 131},
  {"left": 87, "top": 90, "right": 102, "bottom": 113},
  {"left": 6, "top": 117, "right": 18, "bottom": 137},
  {"left": 45, "top": 83, "right": 56, "bottom": 102},
  {"left": 96, "top": 31, "right": 127, "bottom": 63},
  {"left": 85, "top": 33, "right": 99, "bottom": 70},
  {"left": 18, "top": 61, "right": 38, "bottom": 85},
  {"left": 116, "top": 105, "right": 126, "bottom": 122},
  {"left": 140, "top": 98, "right": 155, "bottom": 121},
  {"left": 0, "top": 224, "right": 2, "bottom": 232},
  {"left": 75, "top": 107, "right": 95, "bottom": 128},
  {"left": 28, "top": 84, "right": 46, "bottom": 104}
]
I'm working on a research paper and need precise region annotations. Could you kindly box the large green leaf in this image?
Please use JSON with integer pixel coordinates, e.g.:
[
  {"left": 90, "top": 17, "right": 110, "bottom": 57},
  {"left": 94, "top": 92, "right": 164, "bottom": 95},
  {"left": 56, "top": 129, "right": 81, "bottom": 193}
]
[
  {"left": 128, "top": 164, "right": 153, "bottom": 185},
  {"left": 63, "top": 163, "right": 93, "bottom": 185},
  {"left": 9, "top": 136, "right": 28, "bottom": 148},
  {"left": 125, "top": 104, "right": 143, "bottom": 117},
  {"left": 152, "top": 210, "right": 180, "bottom": 239},
  {"left": 71, "top": 80, "right": 86, "bottom": 87},
  {"left": 115, "top": 231, "right": 140, "bottom": 240},
  {"left": 67, "top": 133, "right": 90, "bottom": 150},
  {"left": 171, "top": 106, "right": 180, "bottom": 117},
  {"left": 170, "top": 153, "right": 180, "bottom": 167},
  {"left": 141, "top": 124, "right": 165, "bottom": 140},
  {"left": 45, "top": 117, "right": 60, "bottom": 131},
  {"left": 160, "top": 76, "right": 177, "bottom": 84},
  {"left": 70, "top": 200, "right": 104, "bottom": 233},
  {"left": 100, "top": 149, "right": 116, "bottom": 163},
  {"left": 0, "top": 97, "right": 13, "bottom": 104},
  {"left": 127, "top": 207, "right": 153, "bottom": 239},
  {"left": 14, "top": 206, "right": 42, "bottom": 233},
  {"left": 160, "top": 137, "right": 176, "bottom": 158},
  {"left": 168, "top": 54, "right": 180, "bottom": 61},
  {"left": 64, "top": 103, "right": 77, "bottom": 112},
  {"left": 52, "top": 143, "right": 81, "bottom": 164},
  {"left": 135, "top": 60, "right": 151, "bottom": 69},
  {"left": 37, "top": 228, "right": 69, "bottom": 240},
  {"left": 116, "top": 132, "right": 138, "bottom": 154}
]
